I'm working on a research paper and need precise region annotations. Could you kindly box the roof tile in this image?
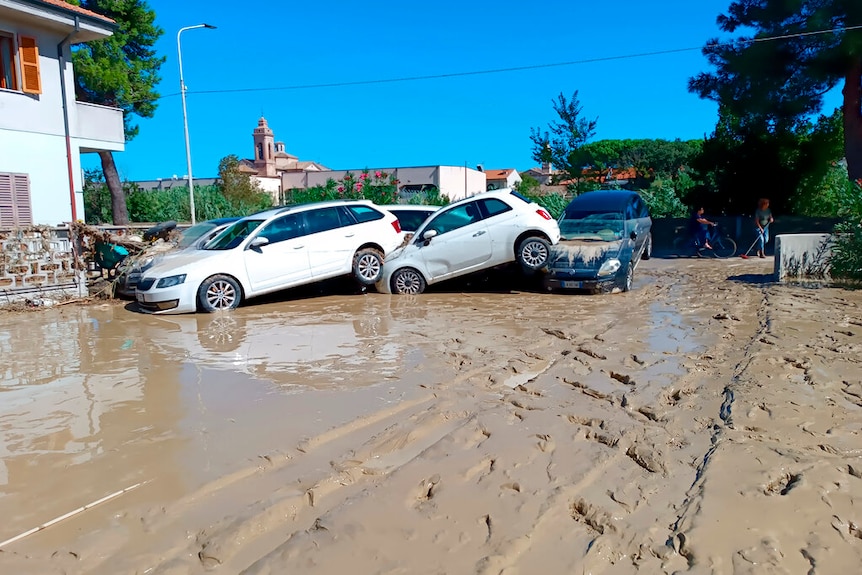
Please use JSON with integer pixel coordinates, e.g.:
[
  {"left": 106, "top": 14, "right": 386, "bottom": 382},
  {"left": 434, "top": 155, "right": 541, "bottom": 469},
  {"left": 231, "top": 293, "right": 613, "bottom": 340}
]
[{"left": 37, "top": 0, "right": 115, "bottom": 24}]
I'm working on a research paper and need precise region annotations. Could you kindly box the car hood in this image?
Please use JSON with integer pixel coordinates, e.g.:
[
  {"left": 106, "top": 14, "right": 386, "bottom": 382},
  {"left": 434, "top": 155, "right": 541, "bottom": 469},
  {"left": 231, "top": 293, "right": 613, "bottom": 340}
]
[
  {"left": 548, "top": 239, "right": 623, "bottom": 269},
  {"left": 143, "top": 248, "right": 232, "bottom": 278}
]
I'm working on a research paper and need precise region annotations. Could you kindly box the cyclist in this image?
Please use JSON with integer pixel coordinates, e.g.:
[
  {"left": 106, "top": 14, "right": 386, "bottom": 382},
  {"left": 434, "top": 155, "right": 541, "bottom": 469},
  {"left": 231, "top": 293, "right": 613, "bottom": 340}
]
[{"left": 689, "top": 207, "right": 717, "bottom": 250}]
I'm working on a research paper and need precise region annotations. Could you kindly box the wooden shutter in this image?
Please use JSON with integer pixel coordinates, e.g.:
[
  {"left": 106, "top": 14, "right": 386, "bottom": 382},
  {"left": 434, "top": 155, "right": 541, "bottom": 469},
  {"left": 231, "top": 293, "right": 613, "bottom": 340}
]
[
  {"left": 0, "top": 173, "right": 33, "bottom": 228},
  {"left": 17, "top": 35, "right": 41, "bottom": 95}
]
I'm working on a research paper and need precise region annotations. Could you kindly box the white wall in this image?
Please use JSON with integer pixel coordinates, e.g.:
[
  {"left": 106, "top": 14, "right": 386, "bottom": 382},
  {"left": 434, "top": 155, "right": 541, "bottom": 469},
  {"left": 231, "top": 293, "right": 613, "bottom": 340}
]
[
  {"left": 438, "top": 166, "right": 485, "bottom": 201},
  {"left": 0, "top": 129, "right": 84, "bottom": 224}
]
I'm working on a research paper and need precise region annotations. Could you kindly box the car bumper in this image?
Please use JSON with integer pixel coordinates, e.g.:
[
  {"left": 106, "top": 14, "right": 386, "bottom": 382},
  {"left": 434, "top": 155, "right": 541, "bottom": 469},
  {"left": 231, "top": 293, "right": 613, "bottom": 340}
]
[
  {"left": 135, "top": 284, "right": 197, "bottom": 314},
  {"left": 544, "top": 273, "right": 616, "bottom": 291}
]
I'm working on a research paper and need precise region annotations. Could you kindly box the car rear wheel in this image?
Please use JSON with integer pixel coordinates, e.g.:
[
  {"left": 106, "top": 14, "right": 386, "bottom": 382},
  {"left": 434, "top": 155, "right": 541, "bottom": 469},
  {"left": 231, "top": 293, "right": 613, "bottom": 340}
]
[
  {"left": 517, "top": 237, "right": 551, "bottom": 270},
  {"left": 642, "top": 233, "right": 652, "bottom": 260},
  {"left": 391, "top": 268, "right": 426, "bottom": 295},
  {"left": 353, "top": 248, "right": 384, "bottom": 285},
  {"left": 198, "top": 274, "right": 242, "bottom": 312}
]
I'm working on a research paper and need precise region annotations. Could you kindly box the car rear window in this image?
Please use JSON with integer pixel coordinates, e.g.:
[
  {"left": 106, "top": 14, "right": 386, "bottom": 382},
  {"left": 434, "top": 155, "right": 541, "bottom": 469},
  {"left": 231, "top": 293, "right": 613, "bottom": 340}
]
[
  {"left": 347, "top": 205, "right": 385, "bottom": 223},
  {"left": 389, "top": 209, "right": 433, "bottom": 232}
]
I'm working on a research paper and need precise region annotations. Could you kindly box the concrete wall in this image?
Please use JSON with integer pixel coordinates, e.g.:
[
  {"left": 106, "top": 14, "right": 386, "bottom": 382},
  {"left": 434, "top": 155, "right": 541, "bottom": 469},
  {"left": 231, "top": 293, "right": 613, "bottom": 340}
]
[
  {"left": 75, "top": 102, "right": 125, "bottom": 151},
  {"left": 0, "top": 226, "right": 86, "bottom": 302},
  {"left": 774, "top": 233, "right": 833, "bottom": 281}
]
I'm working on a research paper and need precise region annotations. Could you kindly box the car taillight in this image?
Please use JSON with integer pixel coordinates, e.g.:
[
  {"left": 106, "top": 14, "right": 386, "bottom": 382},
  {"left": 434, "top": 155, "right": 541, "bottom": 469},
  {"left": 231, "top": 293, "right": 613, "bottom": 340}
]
[
  {"left": 537, "top": 209, "right": 552, "bottom": 220},
  {"left": 391, "top": 219, "right": 402, "bottom": 234}
]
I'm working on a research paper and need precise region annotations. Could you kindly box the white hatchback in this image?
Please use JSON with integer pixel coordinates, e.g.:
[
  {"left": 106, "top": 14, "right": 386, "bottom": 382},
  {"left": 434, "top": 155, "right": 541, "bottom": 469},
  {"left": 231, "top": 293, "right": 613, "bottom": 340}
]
[
  {"left": 377, "top": 189, "right": 561, "bottom": 294},
  {"left": 135, "top": 200, "right": 402, "bottom": 314}
]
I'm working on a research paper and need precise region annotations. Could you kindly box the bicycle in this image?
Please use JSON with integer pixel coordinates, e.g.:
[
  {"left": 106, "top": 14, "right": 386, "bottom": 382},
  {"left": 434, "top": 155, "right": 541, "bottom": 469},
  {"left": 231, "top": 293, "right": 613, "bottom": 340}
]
[{"left": 672, "top": 224, "right": 737, "bottom": 258}]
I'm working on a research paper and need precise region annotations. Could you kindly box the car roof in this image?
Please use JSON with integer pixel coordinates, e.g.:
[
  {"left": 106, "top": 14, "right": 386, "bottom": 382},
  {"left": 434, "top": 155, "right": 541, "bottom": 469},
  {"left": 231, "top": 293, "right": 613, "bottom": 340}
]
[
  {"left": 564, "top": 190, "right": 640, "bottom": 212},
  {"left": 448, "top": 188, "right": 519, "bottom": 207},
  {"left": 206, "top": 217, "right": 242, "bottom": 225},
  {"left": 245, "top": 199, "right": 378, "bottom": 220}
]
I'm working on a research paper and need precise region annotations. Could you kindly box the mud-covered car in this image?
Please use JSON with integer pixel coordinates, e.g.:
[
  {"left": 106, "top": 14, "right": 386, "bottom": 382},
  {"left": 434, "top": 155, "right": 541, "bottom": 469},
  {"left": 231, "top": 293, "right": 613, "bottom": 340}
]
[
  {"left": 377, "top": 189, "right": 560, "bottom": 294},
  {"left": 544, "top": 190, "right": 652, "bottom": 293},
  {"left": 116, "top": 218, "right": 239, "bottom": 298}
]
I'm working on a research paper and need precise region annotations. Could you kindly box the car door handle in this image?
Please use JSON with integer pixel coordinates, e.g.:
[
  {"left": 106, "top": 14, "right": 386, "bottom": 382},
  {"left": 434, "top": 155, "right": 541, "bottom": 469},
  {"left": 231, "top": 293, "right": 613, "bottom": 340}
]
[
  {"left": 473, "top": 230, "right": 486, "bottom": 237},
  {"left": 344, "top": 233, "right": 355, "bottom": 238},
  {"left": 294, "top": 245, "right": 305, "bottom": 249}
]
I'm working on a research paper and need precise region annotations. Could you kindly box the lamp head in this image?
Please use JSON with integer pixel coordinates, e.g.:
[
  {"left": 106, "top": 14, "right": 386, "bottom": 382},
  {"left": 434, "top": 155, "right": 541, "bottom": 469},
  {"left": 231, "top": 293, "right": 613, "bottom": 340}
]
[{"left": 203, "top": 23, "right": 217, "bottom": 29}]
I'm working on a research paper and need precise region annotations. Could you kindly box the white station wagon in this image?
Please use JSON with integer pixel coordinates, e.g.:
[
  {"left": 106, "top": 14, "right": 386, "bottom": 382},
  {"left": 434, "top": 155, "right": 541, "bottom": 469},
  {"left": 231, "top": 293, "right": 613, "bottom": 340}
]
[
  {"left": 135, "top": 201, "right": 402, "bottom": 314},
  {"left": 377, "top": 189, "right": 561, "bottom": 294}
]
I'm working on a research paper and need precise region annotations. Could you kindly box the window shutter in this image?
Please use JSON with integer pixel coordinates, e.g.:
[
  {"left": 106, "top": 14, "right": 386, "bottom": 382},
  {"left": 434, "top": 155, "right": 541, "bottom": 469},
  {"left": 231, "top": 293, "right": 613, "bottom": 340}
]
[
  {"left": 17, "top": 36, "right": 41, "bottom": 95},
  {"left": 0, "top": 173, "right": 32, "bottom": 228}
]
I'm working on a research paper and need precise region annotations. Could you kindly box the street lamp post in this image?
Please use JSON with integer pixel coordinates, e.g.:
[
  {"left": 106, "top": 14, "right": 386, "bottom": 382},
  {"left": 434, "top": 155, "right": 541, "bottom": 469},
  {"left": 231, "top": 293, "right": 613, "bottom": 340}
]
[{"left": 177, "top": 23, "right": 216, "bottom": 225}]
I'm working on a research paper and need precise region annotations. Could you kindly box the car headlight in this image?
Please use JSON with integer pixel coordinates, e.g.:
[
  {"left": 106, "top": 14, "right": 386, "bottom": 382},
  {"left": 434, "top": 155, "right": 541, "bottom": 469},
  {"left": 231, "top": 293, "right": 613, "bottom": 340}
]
[
  {"left": 597, "top": 259, "right": 621, "bottom": 277},
  {"left": 156, "top": 274, "right": 186, "bottom": 288},
  {"left": 138, "top": 255, "right": 155, "bottom": 271}
]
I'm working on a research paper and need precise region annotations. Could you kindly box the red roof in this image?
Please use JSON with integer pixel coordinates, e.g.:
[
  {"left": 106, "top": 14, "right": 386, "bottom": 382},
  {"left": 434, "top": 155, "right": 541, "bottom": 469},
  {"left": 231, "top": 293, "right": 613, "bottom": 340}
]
[
  {"left": 37, "top": 0, "right": 115, "bottom": 24},
  {"left": 485, "top": 169, "right": 515, "bottom": 179}
]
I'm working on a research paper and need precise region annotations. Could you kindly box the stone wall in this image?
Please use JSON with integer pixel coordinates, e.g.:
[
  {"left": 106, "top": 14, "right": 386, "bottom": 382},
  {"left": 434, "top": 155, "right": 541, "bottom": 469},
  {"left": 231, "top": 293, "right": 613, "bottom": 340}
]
[
  {"left": 774, "top": 234, "right": 833, "bottom": 281},
  {"left": 0, "top": 226, "right": 87, "bottom": 303}
]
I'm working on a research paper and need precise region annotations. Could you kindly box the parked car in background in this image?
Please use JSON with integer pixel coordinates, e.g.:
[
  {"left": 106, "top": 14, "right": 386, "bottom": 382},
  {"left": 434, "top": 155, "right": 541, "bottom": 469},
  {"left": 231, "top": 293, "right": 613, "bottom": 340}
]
[
  {"left": 544, "top": 190, "right": 652, "bottom": 293},
  {"left": 377, "top": 189, "right": 560, "bottom": 295},
  {"left": 116, "top": 218, "right": 240, "bottom": 298},
  {"left": 380, "top": 205, "right": 439, "bottom": 237},
  {"left": 134, "top": 200, "right": 402, "bottom": 314}
]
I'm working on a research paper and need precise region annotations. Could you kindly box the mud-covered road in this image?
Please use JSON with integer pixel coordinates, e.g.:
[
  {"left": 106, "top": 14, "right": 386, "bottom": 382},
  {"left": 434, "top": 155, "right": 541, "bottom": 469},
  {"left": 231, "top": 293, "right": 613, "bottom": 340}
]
[{"left": 1, "top": 257, "right": 861, "bottom": 574}]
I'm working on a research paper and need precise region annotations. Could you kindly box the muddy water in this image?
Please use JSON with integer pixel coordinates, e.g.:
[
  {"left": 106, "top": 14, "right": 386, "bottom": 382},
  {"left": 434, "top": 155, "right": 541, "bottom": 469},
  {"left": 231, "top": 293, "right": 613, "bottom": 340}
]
[{"left": 1, "top": 258, "right": 860, "bottom": 574}]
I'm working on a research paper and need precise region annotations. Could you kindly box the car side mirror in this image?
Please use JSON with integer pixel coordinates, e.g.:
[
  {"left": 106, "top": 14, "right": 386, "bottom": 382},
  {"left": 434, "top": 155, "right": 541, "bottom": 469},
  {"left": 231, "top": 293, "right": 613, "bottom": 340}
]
[
  {"left": 421, "top": 229, "right": 438, "bottom": 245},
  {"left": 630, "top": 231, "right": 638, "bottom": 241},
  {"left": 248, "top": 236, "right": 270, "bottom": 251}
]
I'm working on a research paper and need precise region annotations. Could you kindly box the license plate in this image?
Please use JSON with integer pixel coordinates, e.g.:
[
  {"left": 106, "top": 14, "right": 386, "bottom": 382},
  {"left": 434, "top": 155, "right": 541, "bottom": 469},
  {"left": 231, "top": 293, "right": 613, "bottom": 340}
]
[
  {"left": 562, "top": 280, "right": 583, "bottom": 289},
  {"left": 136, "top": 293, "right": 144, "bottom": 302}
]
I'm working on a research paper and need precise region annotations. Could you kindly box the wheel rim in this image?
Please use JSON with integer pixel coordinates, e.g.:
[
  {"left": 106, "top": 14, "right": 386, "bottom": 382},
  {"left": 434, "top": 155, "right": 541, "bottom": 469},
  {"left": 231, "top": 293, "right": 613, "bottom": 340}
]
[
  {"left": 521, "top": 241, "right": 548, "bottom": 268},
  {"left": 393, "top": 269, "right": 422, "bottom": 294},
  {"left": 357, "top": 254, "right": 381, "bottom": 282},
  {"left": 626, "top": 266, "right": 633, "bottom": 291},
  {"left": 206, "top": 279, "right": 238, "bottom": 310}
]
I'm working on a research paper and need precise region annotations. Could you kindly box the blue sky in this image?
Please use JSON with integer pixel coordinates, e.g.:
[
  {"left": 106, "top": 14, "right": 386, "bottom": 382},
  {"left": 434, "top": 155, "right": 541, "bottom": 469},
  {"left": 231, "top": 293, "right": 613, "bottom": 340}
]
[{"left": 82, "top": 0, "right": 834, "bottom": 181}]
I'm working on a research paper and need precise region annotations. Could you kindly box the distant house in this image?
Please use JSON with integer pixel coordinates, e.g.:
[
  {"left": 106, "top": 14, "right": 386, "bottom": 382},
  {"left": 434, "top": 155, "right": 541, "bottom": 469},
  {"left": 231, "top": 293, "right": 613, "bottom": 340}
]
[
  {"left": 0, "top": 0, "right": 125, "bottom": 227},
  {"left": 484, "top": 168, "right": 521, "bottom": 191},
  {"left": 522, "top": 162, "right": 555, "bottom": 186},
  {"left": 240, "top": 117, "right": 329, "bottom": 200}
]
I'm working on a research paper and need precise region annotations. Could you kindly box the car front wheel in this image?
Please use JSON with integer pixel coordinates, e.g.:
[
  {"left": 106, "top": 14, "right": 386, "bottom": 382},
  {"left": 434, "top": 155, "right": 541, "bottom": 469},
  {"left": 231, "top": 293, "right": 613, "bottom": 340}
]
[
  {"left": 621, "top": 262, "right": 633, "bottom": 292},
  {"left": 517, "top": 237, "right": 551, "bottom": 270},
  {"left": 391, "top": 268, "right": 426, "bottom": 295},
  {"left": 198, "top": 274, "right": 242, "bottom": 312},
  {"left": 353, "top": 248, "right": 384, "bottom": 285},
  {"left": 642, "top": 233, "right": 652, "bottom": 260}
]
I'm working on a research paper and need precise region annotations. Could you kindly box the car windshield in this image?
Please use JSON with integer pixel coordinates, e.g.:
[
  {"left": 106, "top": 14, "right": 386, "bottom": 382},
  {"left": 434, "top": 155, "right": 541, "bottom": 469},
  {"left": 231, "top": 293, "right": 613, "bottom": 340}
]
[
  {"left": 177, "top": 222, "right": 219, "bottom": 249},
  {"left": 205, "top": 220, "right": 264, "bottom": 250},
  {"left": 559, "top": 211, "right": 624, "bottom": 240}
]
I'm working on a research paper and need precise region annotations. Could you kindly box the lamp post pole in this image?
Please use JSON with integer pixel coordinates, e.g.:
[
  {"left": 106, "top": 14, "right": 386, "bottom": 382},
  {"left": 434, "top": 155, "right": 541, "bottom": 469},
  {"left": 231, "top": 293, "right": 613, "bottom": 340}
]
[{"left": 177, "top": 23, "right": 216, "bottom": 225}]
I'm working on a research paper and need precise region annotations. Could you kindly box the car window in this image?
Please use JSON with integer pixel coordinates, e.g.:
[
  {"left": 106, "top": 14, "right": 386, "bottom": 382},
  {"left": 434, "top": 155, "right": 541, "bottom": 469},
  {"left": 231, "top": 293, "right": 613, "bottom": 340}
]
[
  {"left": 479, "top": 198, "right": 512, "bottom": 218},
  {"left": 347, "top": 205, "right": 384, "bottom": 224},
  {"left": 178, "top": 222, "right": 218, "bottom": 248},
  {"left": 304, "top": 207, "right": 346, "bottom": 234},
  {"left": 206, "top": 219, "right": 265, "bottom": 250},
  {"left": 257, "top": 213, "right": 305, "bottom": 244},
  {"left": 635, "top": 197, "right": 649, "bottom": 218},
  {"left": 389, "top": 209, "right": 434, "bottom": 232},
  {"left": 625, "top": 199, "right": 637, "bottom": 221},
  {"left": 559, "top": 211, "right": 624, "bottom": 240},
  {"left": 424, "top": 202, "right": 481, "bottom": 236}
]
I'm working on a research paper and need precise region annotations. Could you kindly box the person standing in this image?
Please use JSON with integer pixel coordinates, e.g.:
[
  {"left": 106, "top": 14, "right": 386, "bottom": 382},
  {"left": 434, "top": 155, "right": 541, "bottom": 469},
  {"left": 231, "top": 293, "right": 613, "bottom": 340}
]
[{"left": 755, "top": 198, "right": 774, "bottom": 258}]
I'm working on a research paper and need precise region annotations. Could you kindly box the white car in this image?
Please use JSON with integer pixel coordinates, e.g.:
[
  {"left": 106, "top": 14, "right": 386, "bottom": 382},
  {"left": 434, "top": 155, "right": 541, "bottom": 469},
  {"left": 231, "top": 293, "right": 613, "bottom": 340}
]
[
  {"left": 377, "top": 189, "right": 561, "bottom": 294},
  {"left": 135, "top": 200, "right": 403, "bottom": 314}
]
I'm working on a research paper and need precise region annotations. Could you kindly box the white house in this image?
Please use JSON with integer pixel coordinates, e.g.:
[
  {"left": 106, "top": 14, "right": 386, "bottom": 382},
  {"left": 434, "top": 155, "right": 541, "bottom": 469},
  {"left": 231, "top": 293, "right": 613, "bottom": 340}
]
[{"left": 0, "top": 0, "right": 125, "bottom": 227}]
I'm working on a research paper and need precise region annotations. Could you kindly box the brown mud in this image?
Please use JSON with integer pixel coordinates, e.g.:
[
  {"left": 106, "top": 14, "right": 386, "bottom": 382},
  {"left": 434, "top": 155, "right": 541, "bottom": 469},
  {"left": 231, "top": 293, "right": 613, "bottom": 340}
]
[{"left": 0, "top": 258, "right": 860, "bottom": 574}]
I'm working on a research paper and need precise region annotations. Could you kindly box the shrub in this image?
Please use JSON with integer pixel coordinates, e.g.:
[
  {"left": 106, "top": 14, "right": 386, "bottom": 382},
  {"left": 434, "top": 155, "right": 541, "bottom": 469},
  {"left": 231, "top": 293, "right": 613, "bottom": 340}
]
[
  {"left": 828, "top": 180, "right": 862, "bottom": 282},
  {"left": 287, "top": 171, "right": 450, "bottom": 207},
  {"left": 638, "top": 179, "right": 689, "bottom": 218},
  {"left": 517, "top": 190, "right": 569, "bottom": 219}
]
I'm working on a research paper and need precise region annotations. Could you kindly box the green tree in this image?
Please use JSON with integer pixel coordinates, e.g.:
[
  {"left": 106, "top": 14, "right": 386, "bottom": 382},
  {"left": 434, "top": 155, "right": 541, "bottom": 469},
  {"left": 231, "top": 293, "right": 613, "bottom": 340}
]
[
  {"left": 217, "top": 155, "right": 273, "bottom": 214},
  {"left": 514, "top": 173, "right": 541, "bottom": 195},
  {"left": 68, "top": 0, "right": 165, "bottom": 224},
  {"left": 530, "top": 91, "right": 597, "bottom": 193},
  {"left": 688, "top": 0, "right": 862, "bottom": 181}
]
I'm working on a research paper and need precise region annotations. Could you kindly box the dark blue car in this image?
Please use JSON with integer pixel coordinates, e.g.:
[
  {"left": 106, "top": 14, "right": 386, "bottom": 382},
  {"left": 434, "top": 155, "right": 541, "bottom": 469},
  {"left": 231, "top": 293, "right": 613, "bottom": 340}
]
[{"left": 544, "top": 190, "right": 652, "bottom": 293}]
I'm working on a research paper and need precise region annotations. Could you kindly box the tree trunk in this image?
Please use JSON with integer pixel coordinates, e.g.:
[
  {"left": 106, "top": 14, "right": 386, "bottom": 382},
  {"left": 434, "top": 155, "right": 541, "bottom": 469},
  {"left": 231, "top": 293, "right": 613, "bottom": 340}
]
[
  {"left": 843, "top": 59, "right": 862, "bottom": 183},
  {"left": 99, "top": 150, "right": 129, "bottom": 224}
]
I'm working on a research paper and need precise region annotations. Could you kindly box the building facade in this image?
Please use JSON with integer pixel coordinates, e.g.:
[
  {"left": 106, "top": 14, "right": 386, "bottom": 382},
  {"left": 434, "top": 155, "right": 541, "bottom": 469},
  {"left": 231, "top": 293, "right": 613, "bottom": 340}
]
[{"left": 0, "top": 0, "right": 125, "bottom": 227}]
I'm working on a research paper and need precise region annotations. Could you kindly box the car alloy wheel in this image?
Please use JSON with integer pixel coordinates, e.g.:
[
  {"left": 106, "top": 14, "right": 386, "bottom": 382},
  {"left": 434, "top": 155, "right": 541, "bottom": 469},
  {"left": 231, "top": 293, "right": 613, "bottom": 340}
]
[
  {"left": 392, "top": 268, "right": 426, "bottom": 295},
  {"left": 623, "top": 263, "right": 633, "bottom": 292},
  {"left": 198, "top": 274, "right": 241, "bottom": 312},
  {"left": 517, "top": 237, "right": 551, "bottom": 270},
  {"left": 353, "top": 248, "right": 384, "bottom": 285}
]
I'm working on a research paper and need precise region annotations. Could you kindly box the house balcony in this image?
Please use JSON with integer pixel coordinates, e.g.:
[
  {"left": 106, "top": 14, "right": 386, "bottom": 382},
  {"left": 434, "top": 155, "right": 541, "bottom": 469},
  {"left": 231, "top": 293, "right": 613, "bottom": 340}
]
[{"left": 75, "top": 101, "right": 125, "bottom": 153}]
